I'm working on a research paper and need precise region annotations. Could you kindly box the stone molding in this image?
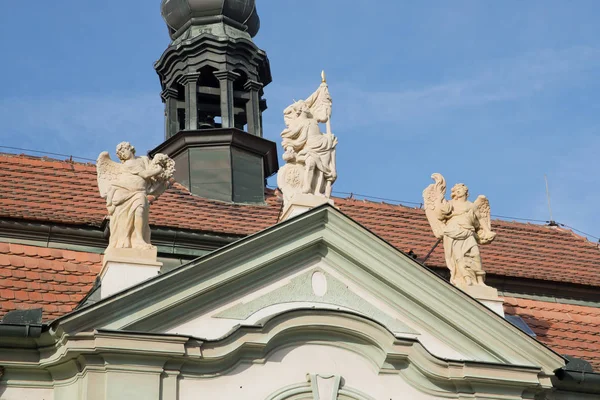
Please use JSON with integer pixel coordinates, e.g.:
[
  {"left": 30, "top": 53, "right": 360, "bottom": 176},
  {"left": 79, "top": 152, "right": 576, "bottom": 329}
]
[
  {"left": 54, "top": 206, "right": 565, "bottom": 375},
  {"left": 243, "top": 79, "right": 264, "bottom": 91},
  {"left": 177, "top": 72, "right": 201, "bottom": 85},
  {"left": 213, "top": 70, "right": 241, "bottom": 82},
  {"left": 101, "top": 248, "right": 162, "bottom": 299},
  {"left": 155, "top": 34, "right": 271, "bottom": 90},
  {"left": 279, "top": 193, "right": 334, "bottom": 221},
  {"left": 102, "top": 247, "right": 161, "bottom": 269},
  {"left": 160, "top": 87, "right": 179, "bottom": 100},
  {"left": 1, "top": 312, "right": 555, "bottom": 399}
]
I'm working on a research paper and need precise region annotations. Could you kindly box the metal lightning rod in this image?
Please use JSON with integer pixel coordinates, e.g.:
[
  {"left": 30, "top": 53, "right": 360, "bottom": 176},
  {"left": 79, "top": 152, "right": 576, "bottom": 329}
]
[{"left": 544, "top": 174, "right": 557, "bottom": 226}]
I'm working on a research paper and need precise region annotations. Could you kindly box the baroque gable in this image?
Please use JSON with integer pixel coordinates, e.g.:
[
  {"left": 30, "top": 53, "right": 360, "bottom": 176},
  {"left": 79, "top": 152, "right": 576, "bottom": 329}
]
[{"left": 33, "top": 205, "right": 567, "bottom": 399}]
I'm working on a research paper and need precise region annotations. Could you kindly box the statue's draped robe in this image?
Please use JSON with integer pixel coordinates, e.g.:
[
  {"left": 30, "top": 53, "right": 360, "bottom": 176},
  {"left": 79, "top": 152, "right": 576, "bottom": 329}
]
[
  {"left": 108, "top": 157, "right": 153, "bottom": 249},
  {"left": 441, "top": 205, "right": 484, "bottom": 285},
  {"left": 281, "top": 117, "right": 337, "bottom": 181}
]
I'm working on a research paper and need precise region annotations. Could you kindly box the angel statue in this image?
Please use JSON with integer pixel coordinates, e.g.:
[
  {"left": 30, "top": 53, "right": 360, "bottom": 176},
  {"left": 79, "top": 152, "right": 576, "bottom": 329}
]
[
  {"left": 422, "top": 173, "right": 497, "bottom": 289},
  {"left": 277, "top": 71, "right": 338, "bottom": 203},
  {"left": 97, "top": 142, "right": 175, "bottom": 251}
]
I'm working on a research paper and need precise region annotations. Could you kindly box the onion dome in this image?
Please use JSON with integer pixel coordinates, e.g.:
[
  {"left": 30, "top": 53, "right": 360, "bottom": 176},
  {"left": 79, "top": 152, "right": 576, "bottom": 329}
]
[{"left": 161, "top": 0, "right": 260, "bottom": 38}]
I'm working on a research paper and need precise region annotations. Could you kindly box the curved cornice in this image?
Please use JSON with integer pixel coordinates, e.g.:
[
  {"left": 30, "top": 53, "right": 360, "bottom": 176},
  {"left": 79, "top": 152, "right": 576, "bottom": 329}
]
[
  {"left": 37, "top": 310, "right": 552, "bottom": 398},
  {"left": 193, "top": 311, "right": 548, "bottom": 389},
  {"left": 154, "top": 33, "right": 271, "bottom": 89}
]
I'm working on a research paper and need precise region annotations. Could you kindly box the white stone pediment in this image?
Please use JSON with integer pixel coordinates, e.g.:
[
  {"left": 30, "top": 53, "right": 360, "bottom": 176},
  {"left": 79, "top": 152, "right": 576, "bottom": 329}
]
[
  {"left": 163, "top": 262, "right": 474, "bottom": 362},
  {"left": 55, "top": 205, "right": 565, "bottom": 378},
  {"left": 211, "top": 266, "right": 414, "bottom": 333},
  {"left": 171, "top": 264, "right": 414, "bottom": 335}
]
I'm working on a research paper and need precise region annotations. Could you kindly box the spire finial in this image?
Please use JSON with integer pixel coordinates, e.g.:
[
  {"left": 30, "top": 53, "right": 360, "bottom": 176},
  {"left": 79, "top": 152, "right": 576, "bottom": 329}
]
[{"left": 321, "top": 70, "right": 327, "bottom": 83}]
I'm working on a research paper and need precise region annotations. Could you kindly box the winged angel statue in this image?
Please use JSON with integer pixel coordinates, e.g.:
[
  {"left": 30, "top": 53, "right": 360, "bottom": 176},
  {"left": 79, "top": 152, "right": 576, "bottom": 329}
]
[
  {"left": 277, "top": 71, "right": 337, "bottom": 203},
  {"left": 423, "top": 173, "right": 496, "bottom": 289},
  {"left": 97, "top": 142, "right": 175, "bottom": 250}
]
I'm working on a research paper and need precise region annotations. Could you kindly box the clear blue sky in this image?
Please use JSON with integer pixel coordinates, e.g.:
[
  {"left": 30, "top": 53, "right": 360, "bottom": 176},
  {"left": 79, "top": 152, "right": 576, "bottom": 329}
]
[{"left": 1, "top": 1, "right": 599, "bottom": 241}]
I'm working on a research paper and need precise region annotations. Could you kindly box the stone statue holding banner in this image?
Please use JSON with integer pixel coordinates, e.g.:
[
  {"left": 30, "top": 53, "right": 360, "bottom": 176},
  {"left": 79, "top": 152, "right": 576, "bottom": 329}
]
[
  {"left": 423, "top": 173, "right": 496, "bottom": 290},
  {"left": 97, "top": 142, "right": 175, "bottom": 251},
  {"left": 278, "top": 72, "right": 338, "bottom": 206}
]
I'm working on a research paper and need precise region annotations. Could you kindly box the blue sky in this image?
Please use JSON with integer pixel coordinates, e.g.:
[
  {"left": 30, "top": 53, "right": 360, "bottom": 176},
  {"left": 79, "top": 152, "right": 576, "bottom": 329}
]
[{"left": 1, "top": 1, "right": 599, "bottom": 241}]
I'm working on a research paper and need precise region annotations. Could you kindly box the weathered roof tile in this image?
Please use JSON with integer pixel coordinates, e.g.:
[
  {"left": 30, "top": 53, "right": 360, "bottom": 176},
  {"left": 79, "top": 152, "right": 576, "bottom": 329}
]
[
  {"left": 2, "top": 153, "right": 599, "bottom": 287},
  {"left": 0, "top": 242, "right": 101, "bottom": 321},
  {"left": 504, "top": 297, "right": 600, "bottom": 370},
  {"left": 1, "top": 153, "right": 600, "bottom": 369}
]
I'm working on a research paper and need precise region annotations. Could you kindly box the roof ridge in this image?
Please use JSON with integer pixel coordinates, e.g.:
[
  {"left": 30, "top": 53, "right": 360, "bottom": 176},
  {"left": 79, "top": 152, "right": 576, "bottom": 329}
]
[
  {"left": 553, "top": 225, "right": 600, "bottom": 249},
  {"left": 332, "top": 194, "right": 599, "bottom": 243},
  {"left": 0, "top": 152, "right": 95, "bottom": 167},
  {"left": 1, "top": 151, "right": 599, "bottom": 252}
]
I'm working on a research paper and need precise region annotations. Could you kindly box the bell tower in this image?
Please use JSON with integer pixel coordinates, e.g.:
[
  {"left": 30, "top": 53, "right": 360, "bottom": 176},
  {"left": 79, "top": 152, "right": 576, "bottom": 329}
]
[{"left": 150, "top": 0, "right": 278, "bottom": 203}]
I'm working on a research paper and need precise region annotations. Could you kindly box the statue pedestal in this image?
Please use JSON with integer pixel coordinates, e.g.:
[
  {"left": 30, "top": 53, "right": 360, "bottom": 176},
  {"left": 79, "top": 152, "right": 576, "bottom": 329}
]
[
  {"left": 280, "top": 193, "right": 335, "bottom": 222},
  {"left": 459, "top": 284, "right": 505, "bottom": 317},
  {"left": 100, "top": 248, "right": 162, "bottom": 299}
]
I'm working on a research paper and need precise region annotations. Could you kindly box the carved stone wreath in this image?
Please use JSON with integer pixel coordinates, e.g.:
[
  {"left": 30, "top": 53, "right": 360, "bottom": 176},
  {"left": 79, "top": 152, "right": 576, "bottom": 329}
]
[{"left": 277, "top": 163, "right": 305, "bottom": 202}]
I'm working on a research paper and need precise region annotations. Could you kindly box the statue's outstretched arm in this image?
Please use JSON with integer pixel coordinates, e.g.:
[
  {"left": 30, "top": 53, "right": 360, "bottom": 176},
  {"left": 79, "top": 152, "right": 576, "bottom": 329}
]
[{"left": 136, "top": 165, "right": 163, "bottom": 180}]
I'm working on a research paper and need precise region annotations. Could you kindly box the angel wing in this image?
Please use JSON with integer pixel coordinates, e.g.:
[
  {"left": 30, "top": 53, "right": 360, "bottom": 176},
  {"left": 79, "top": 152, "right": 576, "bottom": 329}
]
[
  {"left": 422, "top": 173, "right": 447, "bottom": 239},
  {"left": 96, "top": 151, "right": 123, "bottom": 198},
  {"left": 474, "top": 195, "right": 497, "bottom": 244}
]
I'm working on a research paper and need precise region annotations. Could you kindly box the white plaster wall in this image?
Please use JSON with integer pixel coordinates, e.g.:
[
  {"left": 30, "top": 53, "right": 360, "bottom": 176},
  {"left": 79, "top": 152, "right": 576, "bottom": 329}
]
[
  {"left": 167, "top": 259, "right": 468, "bottom": 361},
  {"left": 0, "top": 369, "right": 160, "bottom": 400},
  {"left": 53, "top": 382, "right": 80, "bottom": 400},
  {"left": 101, "top": 262, "right": 160, "bottom": 298},
  {"left": 0, "top": 387, "right": 54, "bottom": 400},
  {"left": 179, "top": 344, "right": 436, "bottom": 400},
  {"left": 105, "top": 371, "right": 160, "bottom": 400},
  {"left": 167, "top": 261, "right": 321, "bottom": 338},
  {"left": 321, "top": 263, "right": 468, "bottom": 361}
]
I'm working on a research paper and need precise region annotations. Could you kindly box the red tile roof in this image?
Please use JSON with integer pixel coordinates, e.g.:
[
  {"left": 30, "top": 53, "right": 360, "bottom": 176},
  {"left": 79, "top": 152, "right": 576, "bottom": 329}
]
[
  {"left": 337, "top": 199, "right": 600, "bottom": 287},
  {"left": 1, "top": 243, "right": 599, "bottom": 371},
  {"left": 504, "top": 297, "right": 600, "bottom": 371},
  {"left": 0, "top": 152, "right": 599, "bottom": 368},
  {"left": 1, "top": 153, "right": 599, "bottom": 287},
  {"left": 0, "top": 242, "right": 101, "bottom": 321},
  {"left": 0, "top": 153, "right": 280, "bottom": 234}
]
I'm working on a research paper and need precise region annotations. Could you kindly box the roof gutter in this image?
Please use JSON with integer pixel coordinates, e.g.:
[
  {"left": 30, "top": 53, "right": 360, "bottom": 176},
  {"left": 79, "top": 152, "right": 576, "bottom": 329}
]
[
  {"left": 0, "top": 309, "right": 44, "bottom": 339},
  {"left": 554, "top": 369, "right": 600, "bottom": 395},
  {"left": 0, "top": 218, "right": 239, "bottom": 257},
  {"left": 0, "top": 323, "right": 43, "bottom": 338}
]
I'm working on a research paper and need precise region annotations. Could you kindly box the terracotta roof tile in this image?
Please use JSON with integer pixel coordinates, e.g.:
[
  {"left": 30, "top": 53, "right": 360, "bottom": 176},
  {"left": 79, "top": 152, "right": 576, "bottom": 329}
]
[
  {"left": 1, "top": 153, "right": 599, "bottom": 288},
  {"left": 504, "top": 297, "right": 600, "bottom": 371},
  {"left": 2, "top": 247, "right": 598, "bottom": 372},
  {"left": 0, "top": 242, "right": 101, "bottom": 321},
  {"left": 2, "top": 153, "right": 600, "bottom": 368}
]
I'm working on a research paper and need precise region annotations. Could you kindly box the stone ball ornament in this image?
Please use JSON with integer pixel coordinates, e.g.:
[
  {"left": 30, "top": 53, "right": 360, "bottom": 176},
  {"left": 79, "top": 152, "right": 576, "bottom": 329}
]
[{"left": 161, "top": 0, "right": 260, "bottom": 37}]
